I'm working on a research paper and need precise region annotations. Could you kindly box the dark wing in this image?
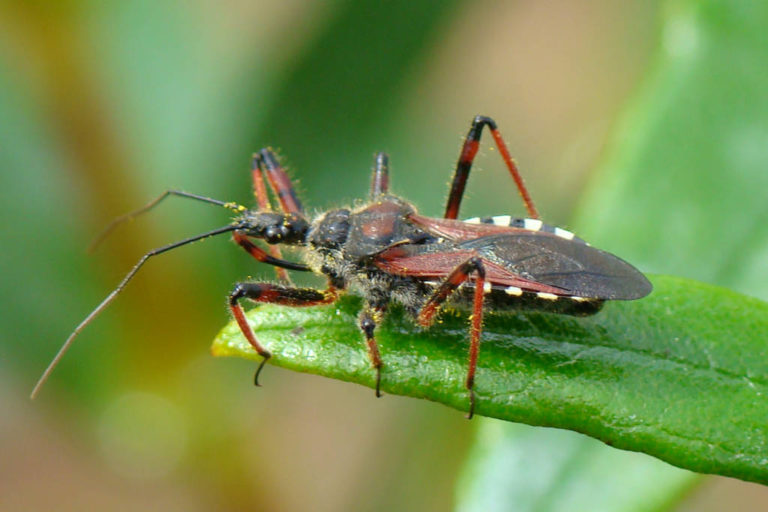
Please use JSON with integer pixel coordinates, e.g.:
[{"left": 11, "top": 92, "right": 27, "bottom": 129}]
[
  {"left": 409, "top": 215, "right": 652, "bottom": 300},
  {"left": 459, "top": 233, "right": 650, "bottom": 300},
  {"left": 373, "top": 248, "right": 567, "bottom": 295}
]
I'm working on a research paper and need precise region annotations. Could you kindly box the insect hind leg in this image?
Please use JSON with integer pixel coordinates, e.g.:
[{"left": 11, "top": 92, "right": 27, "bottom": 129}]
[
  {"left": 444, "top": 115, "right": 539, "bottom": 220},
  {"left": 417, "top": 256, "right": 486, "bottom": 419}
]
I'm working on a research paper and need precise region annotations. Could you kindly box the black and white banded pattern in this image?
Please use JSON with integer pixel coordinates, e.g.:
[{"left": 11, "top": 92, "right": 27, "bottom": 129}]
[
  {"left": 463, "top": 215, "right": 587, "bottom": 245},
  {"left": 422, "top": 280, "right": 603, "bottom": 316}
]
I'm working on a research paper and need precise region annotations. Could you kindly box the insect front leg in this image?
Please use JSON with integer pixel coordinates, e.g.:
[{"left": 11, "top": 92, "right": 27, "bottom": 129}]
[
  {"left": 228, "top": 282, "right": 339, "bottom": 385},
  {"left": 232, "top": 230, "right": 310, "bottom": 272},
  {"left": 256, "top": 148, "right": 304, "bottom": 215},
  {"left": 444, "top": 115, "right": 539, "bottom": 220},
  {"left": 250, "top": 154, "right": 291, "bottom": 282},
  {"left": 417, "top": 256, "right": 486, "bottom": 419}
]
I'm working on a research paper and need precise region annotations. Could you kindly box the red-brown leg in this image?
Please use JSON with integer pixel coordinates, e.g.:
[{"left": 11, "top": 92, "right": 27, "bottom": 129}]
[
  {"left": 232, "top": 231, "right": 309, "bottom": 272},
  {"left": 359, "top": 304, "right": 387, "bottom": 397},
  {"left": 444, "top": 115, "right": 539, "bottom": 220},
  {"left": 257, "top": 148, "right": 304, "bottom": 215},
  {"left": 466, "top": 276, "right": 485, "bottom": 419},
  {"left": 251, "top": 154, "right": 290, "bottom": 282},
  {"left": 228, "top": 282, "right": 338, "bottom": 385},
  {"left": 251, "top": 154, "right": 272, "bottom": 211},
  {"left": 418, "top": 256, "right": 486, "bottom": 418}
]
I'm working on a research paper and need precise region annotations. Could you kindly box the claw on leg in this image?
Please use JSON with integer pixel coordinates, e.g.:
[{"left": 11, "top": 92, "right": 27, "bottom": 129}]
[
  {"left": 229, "top": 281, "right": 338, "bottom": 388},
  {"left": 467, "top": 388, "right": 476, "bottom": 419},
  {"left": 416, "top": 256, "right": 486, "bottom": 419},
  {"left": 253, "top": 354, "right": 271, "bottom": 387}
]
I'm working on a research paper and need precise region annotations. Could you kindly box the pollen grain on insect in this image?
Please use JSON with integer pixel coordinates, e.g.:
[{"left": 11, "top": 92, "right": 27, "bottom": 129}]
[{"left": 225, "top": 202, "right": 247, "bottom": 212}]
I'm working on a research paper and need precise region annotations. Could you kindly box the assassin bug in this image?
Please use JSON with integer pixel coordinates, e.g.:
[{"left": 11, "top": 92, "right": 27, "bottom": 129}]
[{"left": 32, "top": 115, "right": 652, "bottom": 417}]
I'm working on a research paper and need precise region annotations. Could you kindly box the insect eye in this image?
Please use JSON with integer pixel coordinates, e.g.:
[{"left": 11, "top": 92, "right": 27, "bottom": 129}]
[{"left": 264, "top": 225, "right": 284, "bottom": 243}]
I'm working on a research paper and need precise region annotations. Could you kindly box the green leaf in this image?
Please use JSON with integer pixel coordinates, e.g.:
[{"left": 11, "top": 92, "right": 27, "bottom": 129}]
[{"left": 213, "top": 274, "right": 768, "bottom": 485}]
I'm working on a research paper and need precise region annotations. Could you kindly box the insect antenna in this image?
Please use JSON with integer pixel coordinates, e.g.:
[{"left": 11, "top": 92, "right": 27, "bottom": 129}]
[
  {"left": 88, "top": 190, "right": 247, "bottom": 253},
  {"left": 31, "top": 223, "right": 243, "bottom": 400}
]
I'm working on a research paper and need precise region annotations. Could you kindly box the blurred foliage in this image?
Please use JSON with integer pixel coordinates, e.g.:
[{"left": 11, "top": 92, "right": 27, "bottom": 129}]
[
  {"left": 3, "top": 0, "right": 766, "bottom": 511},
  {"left": 577, "top": 1, "right": 768, "bottom": 293}
]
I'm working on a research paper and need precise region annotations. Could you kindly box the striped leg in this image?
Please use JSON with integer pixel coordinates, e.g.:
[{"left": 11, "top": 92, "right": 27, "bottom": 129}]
[
  {"left": 358, "top": 299, "right": 388, "bottom": 397},
  {"left": 444, "top": 115, "right": 539, "bottom": 220},
  {"left": 232, "top": 231, "right": 310, "bottom": 272},
  {"left": 229, "top": 282, "right": 338, "bottom": 386},
  {"left": 251, "top": 154, "right": 291, "bottom": 282},
  {"left": 418, "top": 256, "right": 486, "bottom": 419},
  {"left": 257, "top": 148, "right": 304, "bottom": 215}
]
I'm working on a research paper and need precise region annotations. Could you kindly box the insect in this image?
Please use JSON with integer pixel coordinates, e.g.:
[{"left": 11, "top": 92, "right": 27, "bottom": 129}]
[{"left": 32, "top": 115, "right": 652, "bottom": 417}]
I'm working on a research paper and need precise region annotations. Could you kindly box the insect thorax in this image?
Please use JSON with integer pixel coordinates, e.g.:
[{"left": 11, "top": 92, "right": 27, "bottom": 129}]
[{"left": 304, "top": 199, "right": 434, "bottom": 308}]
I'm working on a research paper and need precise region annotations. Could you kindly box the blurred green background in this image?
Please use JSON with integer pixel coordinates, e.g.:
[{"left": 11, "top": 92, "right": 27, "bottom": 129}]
[{"left": 2, "top": 1, "right": 766, "bottom": 511}]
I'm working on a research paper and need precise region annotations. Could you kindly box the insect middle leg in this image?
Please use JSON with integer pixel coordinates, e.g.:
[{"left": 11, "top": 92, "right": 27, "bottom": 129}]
[
  {"left": 229, "top": 282, "right": 339, "bottom": 385},
  {"left": 444, "top": 115, "right": 539, "bottom": 220},
  {"left": 417, "top": 256, "right": 486, "bottom": 419},
  {"left": 358, "top": 299, "right": 388, "bottom": 397}
]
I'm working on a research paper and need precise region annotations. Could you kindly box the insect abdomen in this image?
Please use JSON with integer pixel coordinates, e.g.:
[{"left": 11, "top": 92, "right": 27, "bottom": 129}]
[{"left": 424, "top": 280, "right": 604, "bottom": 316}]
